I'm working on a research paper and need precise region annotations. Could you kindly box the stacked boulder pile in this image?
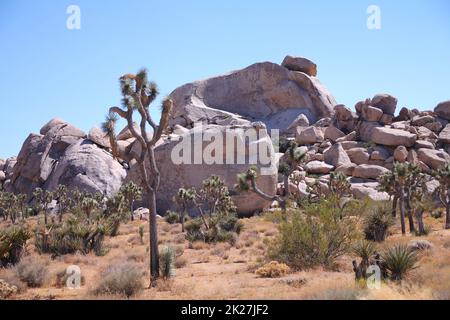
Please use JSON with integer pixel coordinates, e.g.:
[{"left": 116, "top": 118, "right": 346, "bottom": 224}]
[
  {"left": 293, "top": 97, "right": 450, "bottom": 201},
  {"left": 2, "top": 55, "right": 450, "bottom": 215}
]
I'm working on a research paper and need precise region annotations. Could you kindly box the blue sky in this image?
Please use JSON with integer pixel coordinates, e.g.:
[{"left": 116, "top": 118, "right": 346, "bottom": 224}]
[{"left": 0, "top": 0, "right": 449, "bottom": 158}]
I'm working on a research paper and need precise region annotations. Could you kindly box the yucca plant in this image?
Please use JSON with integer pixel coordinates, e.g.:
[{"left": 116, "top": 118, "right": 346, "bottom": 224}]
[
  {"left": 160, "top": 246, "right": 175, "bottom": 279},
  {"left": 0, "top": 224, "right": 32, "bottom": 267},
  {"left": 381, "top": 245, "right": 418, "bottom": 281},
  {"left": 119, "top": 182, "right": 142, "bottom": 221},
  {"left": 363, "top": 202, "right": 394, "bottom": 242},
  {"left": 352, "top": 240, "right": 377, "bottom": 280}
]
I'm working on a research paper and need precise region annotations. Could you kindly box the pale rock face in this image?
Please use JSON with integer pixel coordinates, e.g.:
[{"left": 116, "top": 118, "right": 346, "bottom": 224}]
[
  {"left": 359, "top": 121, "right": 382, "bottom": 142},
  {"left": 88, "top": 127, "right": 111, "bottom": 149},
  {"left": 351, "top": 183, "right": 389, "bottom": 201},
  {"left": 434, "top": 100, "right": 450, "bottom": 120},
  {"left": 126, "top": 124, "right": 278, "bottom": 216},
  {"left": 169, "top": 61, "right": 336, "bottom": 131},
  {"left": 0, "top": 158, "right": 5, "bottom": 171},
  {"left": 40, "top": 118, "right": 69, "bottom": 135},
  {"left": 411, "top": 115, "right": 435, "bottom": 127},
  {"left": 323, "top": 143, "right": 351, "bottom": 168},
  {"left": 417, "top": 148, "right": 450, "bottom": 170},
  {"left": 296, "top": 126, "right": 325, "bottom": 145},
  {"left": 45, "top": 140, "right": 126, "bottom": 197},
  {"left": 370, "top": 146, "right": 390, "bottom": 162},
  {"left": 394, "top": 146, "right": 408, "bottom": 163},
  {"left": 286, "top": 114, "right": 310, "bottom": 133},
  {"left": 333, "top": 104, "right": 358, "bottom": 133},
  {"left": 371, "top": 94, "right": 398, "bottom": 116},
  {"left": 305, "top": 161, "right": 334, "bottom": 174},
  {"left": 371, "top": 127, "right": 417, "bottom": 147},
  {"left": 0, "top": 171, "right": 5, "bottom": 182},
  {"left": 346, "top": 148, "right": 370, "bottom": 165},
  {"left": 353, "top": 164, "right": 389, "bottom": 180}
]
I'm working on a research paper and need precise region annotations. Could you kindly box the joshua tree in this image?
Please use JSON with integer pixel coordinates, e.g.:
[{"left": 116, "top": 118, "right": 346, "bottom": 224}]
[
  {"left": 378, "top": 163, "right": 409, "bottom": 235},
  {"left": 175, "top": 187, "right": 197, "bottom": 232},
  {"left": 33, "top": 188, "right": 54, "bottom": 226},
  {"left": 119, "top": 182, "right": 143, "bottom": 221},
  {"left": 54, "top": 185, "right": 69, "bottom": 223},
  {"left": 278, "top": 142, "right": 308, "bottom": 198},
  {"left": 101, "top": 112, "right": 120, "bottom": 159},
  {"left": 81, "top": 197, "right": 99, "bottom": 222},
  {"left": 105, "top": 68, "right": 173, "bottom": 285},
  {"left": 432, "top": 162, "right": 450, "bottom": 229}
]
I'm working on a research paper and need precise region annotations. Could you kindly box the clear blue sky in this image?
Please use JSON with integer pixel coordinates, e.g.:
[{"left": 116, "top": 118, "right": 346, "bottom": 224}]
[{"left": 1, "top": 0, "right": 449, "bottom": 158}]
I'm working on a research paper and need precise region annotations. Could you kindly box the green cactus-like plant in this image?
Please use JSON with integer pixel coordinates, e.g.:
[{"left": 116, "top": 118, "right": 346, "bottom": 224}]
[
  {"left": 432, "top": 162, "right": 450, "bottom": 230},
  {"left": 119, "top": 182, "right": 142, "bottom": 221}
]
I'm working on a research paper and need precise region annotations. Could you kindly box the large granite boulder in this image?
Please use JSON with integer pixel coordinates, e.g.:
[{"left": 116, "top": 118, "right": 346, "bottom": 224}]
[
  {"left": 353, "top": 164, "right": 389, "bottom": 180},
  {"left": 281, "top": 55, "right": 317, "bottom": 77},
  {"left": 371, "top": 94, "right": 398, "bottom": 116},
  {"left": 169, "top": 59, "right": 337, "bottom": 131},
  {"left": 417, "top": 148, "right": 450, "bottom": 170},
  {"left": 434, "top": 100, "right": 450, "bottom": 120},
  {"left": 45, "top": 140, "right": 126, "bottom": 196},
  {"left": 10, "top": 119, "right": 87, "bottom": 197},
  {"left": 324, "top": 143, "right": 351, "bottom": 167},
  {"left": 370, "top": 127, "right": 417, "bottom": 147},
  {"left": 127, "top": 123, "right": 278, "bottom": 216}
]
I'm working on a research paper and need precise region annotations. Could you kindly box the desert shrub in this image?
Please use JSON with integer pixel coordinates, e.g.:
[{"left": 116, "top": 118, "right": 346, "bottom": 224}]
[
  {"left": 0, "top": 279, "right": 18, "bottom": 299},
  {"left": 15, "top": 257, "right": 49, "bottom": 288},
  {"left": 363, "top": 202, "right": 394, "bottom": 242},
  {"left": 94, "top": 263, "right": 144, "bottom": 298},
  {"left": 165, "top": 211, "right": 179, "bottom": 224},
  {"left": 0, "top": 224, "right": 32, "bottom": 267},
  {"left": 160, "top": 246, "right": 175, "bottom": 279},
  {"left": 255, "top": 261, "right": 291, "bottom": 278},
  {"left": 34, "top": 216, "right": 108, "bottom": 257},
  {"left": 381, "top": 245, "right": 418, "bottom": 281},
  {"left": 269, "top": 197, "right": 360, "bottom": 270}
]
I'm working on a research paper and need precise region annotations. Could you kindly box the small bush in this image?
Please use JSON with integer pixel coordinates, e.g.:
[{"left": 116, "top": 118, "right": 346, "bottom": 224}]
[
  {"left": 160, "top": 246, "right": 175, "bottom": 279},
  {"left": 363, "top": 202, "right": 394, "bottom": 242},
  {"left": 15, "top": 258, "right": 49, "bottom": 288},
  {"left": 165, "top": 211, "right": 179, "bottom": 224},
  {"left": 269, "top": 198, "right": 359, "bottom": 270},
  {"left": 381, "top": 245, "right": 418, "bottom": 281},
  {"left": 138, "top": 225, "right": 145, "bottom": 244},
  {"left": 0, "top": 225, "right": 32, "bottom": 267},
  {"left": 0, "top": 279, "right": 18, "bottom": 299},
  {"left": 94, "top": 263, "right": 144, "bottom": 298},
  {"left": 256, "top": 261, "right": 291, "bottom": 278}
]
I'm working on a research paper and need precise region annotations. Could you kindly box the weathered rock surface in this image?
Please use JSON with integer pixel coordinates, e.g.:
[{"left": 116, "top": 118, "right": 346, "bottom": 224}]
[
  {"left": 305, "top": 161, "right": 334, "bottom": 174},
  {"left": 296, "top": 126, "right": 324, "bottom": 145},
  {"left": 88, "top": 127, "right": 111, "bottom": 149},
  {"left": 324, "top": 143, "right": 351, "bottom": 167},
  {"left": 127, "top": 123, "right": 278, "bottom": 216},
  {"left": 371, "top": 127, "right": 417, "bottom": 147},
  {"left": 169, "top": 59, "right": 337, "bottom": 131},
  {"left": 353, "top": 164, "right": 389, "bottom": 180},
  {"left": 45, "top": 140, "right": 126, "bottom": 196},
  {"left": 417, "top": 148, "right": 450, "bottom": 170}
]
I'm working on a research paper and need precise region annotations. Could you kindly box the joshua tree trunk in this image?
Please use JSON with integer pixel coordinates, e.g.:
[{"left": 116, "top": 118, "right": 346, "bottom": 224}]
[
  {"left": 392, "top": 195, "right": 398, "bottom": 218},
  {"left": 283, "top": 175, "right": 290, "bottom": 198},
  {"left": 405, "top": 194, "right": 415, "bottom": 234},
  {"left": 399, "top": 192, "right": 406, "bottom": 235},
  {"left": 415, "top": 208, "right": 426, "bottom": 236}
]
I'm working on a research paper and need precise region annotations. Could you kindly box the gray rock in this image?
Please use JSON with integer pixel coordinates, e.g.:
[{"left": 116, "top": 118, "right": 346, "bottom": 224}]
[
  {"left": 45, "top": 140, "right": 126, "bottom": 197},
  {"left": 88, "top": 127, "right": 111, "bottom": 149},
  {"left": 169, "top": 61, "right": 336, "bottom": 130},
  {"left": 362, "top": 106, "right": 383, "bottom": 122},
  {"left": 394, "top": 146, "right": 408, "bottom": 163},
  {"left": 305, "top": 161, "right": 334, "bottom": 174},
  {"left": 126, "top": 123, "right": 278, "bottom": 216},
  {"left": 438, "top": 124, "right": 450, "bottom": 144},
  {"left": 408, "top": 240, "right": 433, "bottom": 251}
]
